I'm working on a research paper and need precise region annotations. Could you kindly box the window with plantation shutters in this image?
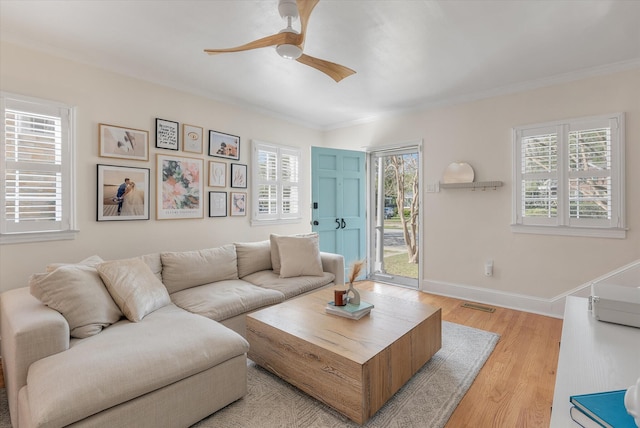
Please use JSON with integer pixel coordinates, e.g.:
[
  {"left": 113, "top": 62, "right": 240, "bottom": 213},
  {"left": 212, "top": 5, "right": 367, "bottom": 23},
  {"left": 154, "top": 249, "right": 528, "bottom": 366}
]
[
  {"left": 1, "top": 93, "right": 76, "bottom": 244},
  {"left": 252, "top": 140, "right": 300, "bottom": 224},
  {"left": 512, "top": 113, "right": 625, "bottom": 238}
]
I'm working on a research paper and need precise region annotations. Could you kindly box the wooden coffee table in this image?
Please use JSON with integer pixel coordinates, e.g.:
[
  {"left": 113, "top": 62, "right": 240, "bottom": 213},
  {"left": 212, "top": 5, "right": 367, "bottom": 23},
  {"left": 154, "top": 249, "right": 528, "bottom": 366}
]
[{"left": 246, "top": 287, "right": 441, "bottom": 424}]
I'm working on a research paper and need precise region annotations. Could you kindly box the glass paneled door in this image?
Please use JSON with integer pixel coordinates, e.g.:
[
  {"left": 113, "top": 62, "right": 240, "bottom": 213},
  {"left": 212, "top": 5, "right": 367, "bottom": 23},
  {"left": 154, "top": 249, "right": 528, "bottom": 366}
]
[{"left": 369, "top": 144, "right": 422, "bottom": 288}]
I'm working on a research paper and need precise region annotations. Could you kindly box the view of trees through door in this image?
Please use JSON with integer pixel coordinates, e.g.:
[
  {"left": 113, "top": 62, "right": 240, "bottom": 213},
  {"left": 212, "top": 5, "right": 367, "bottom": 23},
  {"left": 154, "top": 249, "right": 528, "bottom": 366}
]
[{"left": 370, "top": 146, "right": 420, "bottom": 288}]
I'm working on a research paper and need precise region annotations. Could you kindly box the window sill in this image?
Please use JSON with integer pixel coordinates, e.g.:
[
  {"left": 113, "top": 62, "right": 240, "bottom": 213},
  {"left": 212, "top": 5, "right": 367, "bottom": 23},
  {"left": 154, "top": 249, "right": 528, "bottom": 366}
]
[
  {"left": 510, "top": 224, "right": 626, "bottom": 239},
  {"left": 250, "top": 218, "right": 302, "bottom": 227},
  {"left": 0, "top": 230, "right": 79, "bottom": 245}
]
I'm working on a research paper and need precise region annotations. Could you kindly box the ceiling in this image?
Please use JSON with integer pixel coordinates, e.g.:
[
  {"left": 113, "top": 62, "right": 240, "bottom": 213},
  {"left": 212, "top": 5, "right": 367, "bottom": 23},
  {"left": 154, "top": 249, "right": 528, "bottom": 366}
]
[{"left": 1, "top": 0, "right": 639, "bottom": 129}]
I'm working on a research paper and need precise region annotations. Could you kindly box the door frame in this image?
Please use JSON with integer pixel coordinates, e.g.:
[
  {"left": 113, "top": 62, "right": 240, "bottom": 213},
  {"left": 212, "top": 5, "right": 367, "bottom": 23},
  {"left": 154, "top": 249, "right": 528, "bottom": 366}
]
[{"left": 366, "top": 140, "right": 423, "bottom": 289}]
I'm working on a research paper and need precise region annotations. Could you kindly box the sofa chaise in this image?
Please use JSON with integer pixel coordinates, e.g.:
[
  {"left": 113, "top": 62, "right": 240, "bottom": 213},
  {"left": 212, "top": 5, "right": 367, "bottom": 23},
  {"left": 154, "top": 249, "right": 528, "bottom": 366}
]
[{"left": 0, "top": 234, "right": 344, "bottom": 428}]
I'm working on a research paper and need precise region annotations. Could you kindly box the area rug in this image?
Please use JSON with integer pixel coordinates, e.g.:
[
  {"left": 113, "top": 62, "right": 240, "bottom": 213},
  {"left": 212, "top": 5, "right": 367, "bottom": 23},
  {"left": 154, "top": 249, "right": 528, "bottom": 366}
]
[{"left": 0, "top": 322, "right": 499, "bottom": 428}]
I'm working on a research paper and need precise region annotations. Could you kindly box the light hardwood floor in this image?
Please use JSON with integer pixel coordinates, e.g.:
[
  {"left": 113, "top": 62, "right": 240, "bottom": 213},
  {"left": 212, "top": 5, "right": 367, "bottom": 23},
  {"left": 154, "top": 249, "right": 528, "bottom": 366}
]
[
  {"left": 358, "top": 281, "right": 563, "bottom": 428},
  {"left": 0, "top": 281, "right": 562, "bottom": 427}
]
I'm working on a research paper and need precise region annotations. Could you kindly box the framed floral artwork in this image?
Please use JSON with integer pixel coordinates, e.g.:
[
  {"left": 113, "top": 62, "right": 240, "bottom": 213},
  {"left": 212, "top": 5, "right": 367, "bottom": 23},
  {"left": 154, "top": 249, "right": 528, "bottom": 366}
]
[
  {"left": 208, "top": 130, "right": 240, "bottom": 160},
  {"left": 156, "top": 118, "right": 179, "bottom": 150},
  {"left": 209, "top": 161, "right": 226, "bottom": 187},
  {"left": 156, "top": 154, "right": 204, "bottom": 219},
  {"left": 209, "top": 191, "right": 227, "bottom": 217},
  {"left": 230, "top": 192, "right": 247, "bottom": 216},
  {"left": 230, "top": 163, "right": 247, "bottom": 188},
  {"left": 99, "top": 123, "right": 149, "bottom": 161},
  {"left": 97, "top": 164, "right": 150, "bottom": 221},
  {"left": 182, "top": 124, "right": 203, "bottom": 154}
]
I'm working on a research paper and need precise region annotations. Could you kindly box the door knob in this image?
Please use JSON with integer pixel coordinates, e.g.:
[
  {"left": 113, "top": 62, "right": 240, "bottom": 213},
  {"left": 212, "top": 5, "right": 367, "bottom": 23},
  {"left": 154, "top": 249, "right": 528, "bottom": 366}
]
[{"left": 312, "top": 220, "right": 319, "bottom": 226}]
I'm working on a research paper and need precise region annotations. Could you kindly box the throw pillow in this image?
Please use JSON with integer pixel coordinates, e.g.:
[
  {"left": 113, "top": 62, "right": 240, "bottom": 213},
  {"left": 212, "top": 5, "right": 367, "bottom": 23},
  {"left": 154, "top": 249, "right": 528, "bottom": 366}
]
[
  {"left": 45, "top": 254, "right": 104, "bottom": 272},
  {"left": 29, "top": 264, "right": 122, "bottom": 339},
  {"left": 270, "top": 233, "right": 318, "bottom": 275},
  {"left": 235, "top": 240, "right": 272, "bottom": 278},
  {"left": 276, "top": 234, "right": 324, "bottom": 278},
  {"left": 97, "top": 258, "right": 171, "bottom": 322}
]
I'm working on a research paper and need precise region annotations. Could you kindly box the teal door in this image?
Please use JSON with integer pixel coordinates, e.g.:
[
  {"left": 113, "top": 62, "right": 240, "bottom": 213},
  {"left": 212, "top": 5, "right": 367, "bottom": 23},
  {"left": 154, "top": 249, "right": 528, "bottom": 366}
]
[{"left": 311, "top": 147, "right": 366, "bottom": 282}]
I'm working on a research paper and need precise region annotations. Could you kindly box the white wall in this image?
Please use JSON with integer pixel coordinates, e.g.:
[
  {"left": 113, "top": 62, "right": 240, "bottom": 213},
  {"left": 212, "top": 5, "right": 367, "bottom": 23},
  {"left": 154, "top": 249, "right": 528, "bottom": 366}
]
[
  {"left": 324, "top": 69, "right": 640, "bottom": 308},
  {"left": 1, "top": 39, "right": 638, "bottom": 315},
  {"left": 0, "top": 41, "right": 323, "bottom": 293}
]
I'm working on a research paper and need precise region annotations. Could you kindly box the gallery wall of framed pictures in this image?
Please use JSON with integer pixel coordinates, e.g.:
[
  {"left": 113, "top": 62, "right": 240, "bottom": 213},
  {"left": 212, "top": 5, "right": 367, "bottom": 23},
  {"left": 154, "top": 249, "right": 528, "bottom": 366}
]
[{"left": 97, "top": 118, "right": 249, "bottom": 221}]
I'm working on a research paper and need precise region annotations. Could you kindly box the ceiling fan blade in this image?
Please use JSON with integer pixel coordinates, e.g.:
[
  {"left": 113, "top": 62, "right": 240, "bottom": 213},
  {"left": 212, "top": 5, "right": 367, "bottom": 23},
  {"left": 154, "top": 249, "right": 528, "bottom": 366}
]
[
  {"left": 297, "top": 0, "right": 319, "bottom": 41},
  {"left": 204, "top": 31, "right": 301, "bottom": 55},
  {"left": 296, "top": 53, "right": 356, "bottom": 82}
]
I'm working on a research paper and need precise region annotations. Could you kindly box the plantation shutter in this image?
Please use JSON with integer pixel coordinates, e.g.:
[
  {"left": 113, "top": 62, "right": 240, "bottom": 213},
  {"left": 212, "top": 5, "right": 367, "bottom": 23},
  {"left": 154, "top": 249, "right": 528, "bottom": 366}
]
[
  {"left": 1, "top": 94, "right": 73, "bottom": 236},
  {"left": 513, "top": 113, "right": 623, "bottom": 237},
  {"left": 252, "top": 141, "right": 301, "bottom": 223}
]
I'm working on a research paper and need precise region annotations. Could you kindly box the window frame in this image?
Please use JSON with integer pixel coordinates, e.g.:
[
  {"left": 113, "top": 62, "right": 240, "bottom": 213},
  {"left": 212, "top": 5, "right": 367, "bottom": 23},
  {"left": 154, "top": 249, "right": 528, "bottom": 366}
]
[
  {"left": 0, "top": 92, "right": 77, "bottom": 244},
  {"left": 251, "top": 139, "right": 301, "bottom": 226},
  {"left": 512, "top": 113, "right": 625, "bottom": 239}
]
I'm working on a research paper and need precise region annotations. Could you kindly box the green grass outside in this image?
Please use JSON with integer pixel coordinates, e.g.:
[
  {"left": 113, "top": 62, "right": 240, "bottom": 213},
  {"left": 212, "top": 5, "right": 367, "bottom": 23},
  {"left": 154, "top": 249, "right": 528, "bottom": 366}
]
[{"left": 383, "top": 251, "right": 418, "bottom": 279}]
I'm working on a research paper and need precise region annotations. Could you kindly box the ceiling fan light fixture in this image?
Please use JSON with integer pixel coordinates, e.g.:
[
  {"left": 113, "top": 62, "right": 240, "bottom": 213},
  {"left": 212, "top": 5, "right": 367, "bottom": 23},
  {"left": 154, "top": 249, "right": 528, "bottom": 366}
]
[{"left": 276, "top": 43, "right": 302, "bottom": 60}]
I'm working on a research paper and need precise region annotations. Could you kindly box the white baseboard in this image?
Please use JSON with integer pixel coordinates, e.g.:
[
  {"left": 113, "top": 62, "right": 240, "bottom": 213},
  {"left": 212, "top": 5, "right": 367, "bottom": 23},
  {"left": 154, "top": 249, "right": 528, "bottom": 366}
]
[{"left": 421, "top": 279, "right": 592, "bottom": 319}]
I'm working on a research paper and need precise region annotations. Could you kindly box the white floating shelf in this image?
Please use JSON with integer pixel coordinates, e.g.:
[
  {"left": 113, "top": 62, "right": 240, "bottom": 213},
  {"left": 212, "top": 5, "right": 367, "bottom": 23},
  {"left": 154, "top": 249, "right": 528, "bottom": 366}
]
[{"left": 439, "top": 181, "right": 503, "bottom": 190}]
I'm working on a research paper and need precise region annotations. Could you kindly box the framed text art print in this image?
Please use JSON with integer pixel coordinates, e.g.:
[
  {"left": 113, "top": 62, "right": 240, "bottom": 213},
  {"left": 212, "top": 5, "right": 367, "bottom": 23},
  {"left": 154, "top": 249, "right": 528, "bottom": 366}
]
[
  {"left": 230, "top": 192, "right": 247, "bottom": 216},
  {"left": 182, "top": 124, "right": 203, "bottom": 154},
  {"left": 99, "top": 124, "right": 149, "bottom": 161},
  {"left": 97, "top": 164, "right": 150, "bottom": 221},
  {"left": 208, "top": 161, "right": 226, "bottom": 187},
  {"left": 156, "top": 118, "right": 179, "bottom": 150},
  {"left": 208, "top": 130, "right": 240, "bottom": 160},
  {"left": 209, "top": 191, "right": 227, "bottom": 217},
  {"left": 156, "top": 154, "right": 204, "bottom": 220},
  {"left": 230, "top": 163, "right": 247, "bottom": 188}
]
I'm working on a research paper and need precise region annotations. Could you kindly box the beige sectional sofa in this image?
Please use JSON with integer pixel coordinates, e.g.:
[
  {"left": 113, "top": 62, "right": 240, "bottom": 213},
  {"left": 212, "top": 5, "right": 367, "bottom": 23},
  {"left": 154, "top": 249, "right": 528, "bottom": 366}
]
[{"left": 0, "top": 235, "right": 344, "bottom": 428}]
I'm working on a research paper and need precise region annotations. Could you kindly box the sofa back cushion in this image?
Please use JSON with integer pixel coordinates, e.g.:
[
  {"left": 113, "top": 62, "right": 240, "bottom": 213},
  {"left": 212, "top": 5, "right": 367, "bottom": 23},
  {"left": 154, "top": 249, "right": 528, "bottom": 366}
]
[
  {"left": 161, "top": 244, "right": 238, "bottom": 294},
  {"left": 235, "top": 240, "right": 272, "bottom": 278}
]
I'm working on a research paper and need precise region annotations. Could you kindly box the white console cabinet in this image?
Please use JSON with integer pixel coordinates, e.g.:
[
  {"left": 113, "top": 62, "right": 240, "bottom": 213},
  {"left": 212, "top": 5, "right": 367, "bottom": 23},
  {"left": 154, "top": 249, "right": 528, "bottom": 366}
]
[{"left": 550, "top": 296, "right": 640, "bottom": 427}]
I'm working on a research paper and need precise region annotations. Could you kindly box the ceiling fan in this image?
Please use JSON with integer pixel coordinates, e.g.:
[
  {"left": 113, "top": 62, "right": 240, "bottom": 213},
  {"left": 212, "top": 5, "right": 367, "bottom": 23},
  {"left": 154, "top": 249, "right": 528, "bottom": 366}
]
[{"left": 204, "top": 0, "right": 356, "bottom": 82}]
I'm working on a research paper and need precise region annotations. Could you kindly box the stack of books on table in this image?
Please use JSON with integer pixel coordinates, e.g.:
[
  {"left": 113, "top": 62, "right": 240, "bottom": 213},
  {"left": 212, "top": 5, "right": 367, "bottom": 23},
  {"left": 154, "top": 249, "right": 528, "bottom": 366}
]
[
  {"left": 569, "top": 389, "right": 636, "bottom": 427},
  {"left": 325, "top": 301, "right": 374, "bottom": 320}
]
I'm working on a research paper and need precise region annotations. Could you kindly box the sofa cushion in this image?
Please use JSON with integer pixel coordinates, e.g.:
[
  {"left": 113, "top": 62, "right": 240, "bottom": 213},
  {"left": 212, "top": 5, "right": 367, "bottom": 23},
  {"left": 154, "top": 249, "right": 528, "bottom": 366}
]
[
  {"left": 97, "top": 258, "right": 171, "bottom": 322},
  {"left": 161, "top": 245, "right": 238, "bottom": 293},
  {"left": 138, "top": 252, "right": 163, "bottom": 282},
  {"left": 235, "top": 240, "right": 272, "bottom": 278},
  {"left": 244, "top": 270, "right": 335, "bottom": 299},
  {"left": 170, "top": 279, "right": 285, "bottom": 321},
  {"left": 276, "top": 234, "right": 324, "bottom": 278},
  {"left": 270, "top": 232, "right": 317, "bottom": 275},
  {"left": 25, "top": 304, "right": 249, "bottom": 428},
  {"left": 29, "top": 264, "right": 122, "bottom": 339}
]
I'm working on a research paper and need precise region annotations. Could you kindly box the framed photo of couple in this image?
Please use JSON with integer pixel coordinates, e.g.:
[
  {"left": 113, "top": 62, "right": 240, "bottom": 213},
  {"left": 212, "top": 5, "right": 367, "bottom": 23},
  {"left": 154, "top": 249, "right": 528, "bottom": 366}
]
[{"left": 97, "top": 164, "right": 150, "bottom": 221}]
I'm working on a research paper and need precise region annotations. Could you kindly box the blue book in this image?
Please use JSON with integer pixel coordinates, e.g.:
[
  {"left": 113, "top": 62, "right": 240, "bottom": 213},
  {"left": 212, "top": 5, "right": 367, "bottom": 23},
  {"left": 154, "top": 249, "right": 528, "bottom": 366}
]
[{"left": 569, "top": 389, "right": 635, "bottom": 428}]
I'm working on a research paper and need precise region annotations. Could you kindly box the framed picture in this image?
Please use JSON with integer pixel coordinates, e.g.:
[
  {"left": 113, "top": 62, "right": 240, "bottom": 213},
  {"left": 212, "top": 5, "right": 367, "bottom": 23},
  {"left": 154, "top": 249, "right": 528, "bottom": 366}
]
[
  {"left": 208, "top": 130, "right": 240, "bottom": 160},
  {"left": 98, "top": 124, "right": 149, "bottom": 161},
  {"left": 156, "top": 118, "right": 179, "bottom": 150},
  {"left": 230, "top": 163, "right": 247, "bottom": 188},
  {"left": 209, "top": 191, "right": 227, "bottom": 217},
  {"left": 156, "top": 154, "right": 204, "bottom": 220},
  {"left": 182, "top": 124, "right": 203, "bottom": 154},
  {"left": 97, "top": 164, "right": 150, "bottom": 221},
  {"left": 209, "top": 161, "right": 226, "bottom": 187},
  {"left": 230, "top": 192, "right": 247, "bottom": 216}
]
